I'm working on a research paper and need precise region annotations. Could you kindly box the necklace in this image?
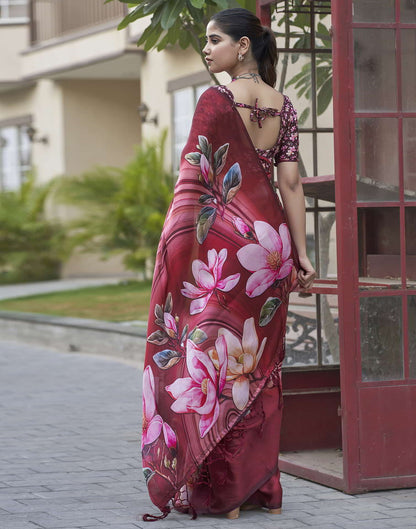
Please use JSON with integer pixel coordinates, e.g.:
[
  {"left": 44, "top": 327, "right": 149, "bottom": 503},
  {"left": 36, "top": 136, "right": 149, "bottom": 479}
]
[{"left": 231, "top": 72, "right": 261, "bottom": 83}]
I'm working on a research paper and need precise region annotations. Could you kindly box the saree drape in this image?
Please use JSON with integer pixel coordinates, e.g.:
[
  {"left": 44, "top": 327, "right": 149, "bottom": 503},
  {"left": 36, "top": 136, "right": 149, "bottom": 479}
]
[{"left": 141, "top": 86, "right": 299, "bottom": 518}]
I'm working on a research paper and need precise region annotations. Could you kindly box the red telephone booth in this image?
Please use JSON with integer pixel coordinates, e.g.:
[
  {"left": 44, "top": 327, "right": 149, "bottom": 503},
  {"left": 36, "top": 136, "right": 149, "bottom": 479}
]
[{"left": 257, "top": 0, "right": 416, "bottom": 493}]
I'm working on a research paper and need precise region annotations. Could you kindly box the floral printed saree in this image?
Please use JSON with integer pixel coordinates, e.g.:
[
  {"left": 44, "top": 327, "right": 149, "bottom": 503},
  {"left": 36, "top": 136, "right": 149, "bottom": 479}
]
[{"left": 141, "top": 85, "right": 299, "bottom": 519}]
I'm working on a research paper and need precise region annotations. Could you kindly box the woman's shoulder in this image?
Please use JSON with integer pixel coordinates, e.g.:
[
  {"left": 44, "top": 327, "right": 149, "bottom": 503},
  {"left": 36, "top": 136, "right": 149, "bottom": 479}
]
[
  {"left": 192, "top": 86, "right": 234, "bottom": 129},
  {"left": 198, "top": 85, "right": 232, "bottom": 103},
  {"left": 280, "top": 94, "right": 297, "bottom": 120}
]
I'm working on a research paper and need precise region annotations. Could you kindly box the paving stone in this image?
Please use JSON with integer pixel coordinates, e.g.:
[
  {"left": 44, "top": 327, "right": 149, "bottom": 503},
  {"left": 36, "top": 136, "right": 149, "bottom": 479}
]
[
  {"left": 383, "top": 507, "right": 416, "bottom": 518},
  {"left": 28, "top": 513, "right": 102, "bottom": 528},
  {"left": 387, "top": 518, "right": 416, "bottom": 529},
  {"left": 335, "top": 522, "right": 395, "bottom": 529},
  {"left": 1, "top": 339, "right": 416, "bottom": 529},
  {"left": 0, "top": 522, "right": 40, "bottom": 529},
  {"left": 341, "top": 510, "right": 395, "bottom": 521},
  {"left": 81, "top": 525, "right": 142, "bottom": 529}
]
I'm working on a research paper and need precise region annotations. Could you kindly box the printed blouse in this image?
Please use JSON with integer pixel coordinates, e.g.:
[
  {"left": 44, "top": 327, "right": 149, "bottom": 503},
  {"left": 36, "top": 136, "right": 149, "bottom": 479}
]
[{"left": 216, "top": 85, "right": 299, "bottom": 176}]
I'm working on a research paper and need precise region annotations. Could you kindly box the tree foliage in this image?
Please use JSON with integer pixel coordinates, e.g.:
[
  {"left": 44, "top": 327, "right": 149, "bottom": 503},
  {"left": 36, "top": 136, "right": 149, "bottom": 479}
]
[{"left": 105, "top": 0, "right": 256, "bottom": 82}]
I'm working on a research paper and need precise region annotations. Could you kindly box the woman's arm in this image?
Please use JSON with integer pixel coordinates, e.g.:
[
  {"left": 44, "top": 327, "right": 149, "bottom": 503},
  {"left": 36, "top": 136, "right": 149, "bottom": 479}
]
[{"left": 276, "top": 161, "right": 316, "bottom": 290}]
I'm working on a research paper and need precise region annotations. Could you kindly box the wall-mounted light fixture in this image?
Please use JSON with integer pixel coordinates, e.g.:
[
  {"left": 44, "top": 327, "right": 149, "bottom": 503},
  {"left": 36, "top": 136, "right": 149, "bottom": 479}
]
[
  {"left": 26, "top": 126, "right": 48, "bottom": 144},
  {"left": 137, "top": 103, "right": 158, "bottom": 126}
]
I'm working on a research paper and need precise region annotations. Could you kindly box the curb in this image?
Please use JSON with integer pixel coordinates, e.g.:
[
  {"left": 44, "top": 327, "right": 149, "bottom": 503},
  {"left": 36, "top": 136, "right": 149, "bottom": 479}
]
[{"left": 0, "top": 310, "right": 147, "bottom": 365}]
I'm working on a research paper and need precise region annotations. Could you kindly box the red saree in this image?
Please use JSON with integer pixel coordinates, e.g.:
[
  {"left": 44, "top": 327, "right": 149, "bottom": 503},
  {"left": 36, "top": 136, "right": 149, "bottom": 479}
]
[{"left": 141, "top": 85, "right": 299, "bottom": 519}]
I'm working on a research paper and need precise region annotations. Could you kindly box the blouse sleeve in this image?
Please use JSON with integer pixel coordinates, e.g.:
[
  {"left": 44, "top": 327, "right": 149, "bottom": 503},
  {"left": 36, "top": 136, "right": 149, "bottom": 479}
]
[{"left": 274, "top": 97, "right": 299, "bottom": 164}]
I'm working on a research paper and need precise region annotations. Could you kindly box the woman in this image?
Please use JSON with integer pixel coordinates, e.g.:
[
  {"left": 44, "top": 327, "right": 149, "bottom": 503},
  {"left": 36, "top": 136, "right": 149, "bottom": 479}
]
[{"left": 141, "top": 7, "right": 315, "bottom": 521}]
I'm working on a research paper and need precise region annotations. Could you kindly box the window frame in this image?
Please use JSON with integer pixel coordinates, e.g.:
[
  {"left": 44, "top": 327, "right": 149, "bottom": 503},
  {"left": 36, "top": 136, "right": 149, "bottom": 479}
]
[
  {"left": 0, "top": 0, "right": 29, "bottom": 23},
  {"left": 168, "top": 71, "right": 212, "bottom": 173},
  {"left": 0, "top": 116, "right": 32, "bottom": 191}
]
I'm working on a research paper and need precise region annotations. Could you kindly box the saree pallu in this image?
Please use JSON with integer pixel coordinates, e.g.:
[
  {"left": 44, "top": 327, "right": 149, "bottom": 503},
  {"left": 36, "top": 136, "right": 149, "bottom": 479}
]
[{"left": 141, "top": 86, "right": 299, "bottom": 518}]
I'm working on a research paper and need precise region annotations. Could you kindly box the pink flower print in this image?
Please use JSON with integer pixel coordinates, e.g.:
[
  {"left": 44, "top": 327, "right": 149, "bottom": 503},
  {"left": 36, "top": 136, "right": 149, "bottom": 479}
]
[
  {"left": 200, "top": 154, "right": 213, "bottom": 185},
  {"left": 165, "top": 337, "right": 227, "bottom": 438},
  {"left": 163, "top": 312, "right": 177, "bottom": 338},
  {"left": 237, "top": 221, "right": 293, "bottom": 298},
  {"left": 181, "top": 248, "right": 240, "bottom": 315},
  {"left": 232, "top": 216, "right": 253, "bottom": 239},
  {"left": 161, "top": 422, "right": 176, "bottom": 449},
  {"left": 218, "top": 317, "right": 267, "bottom": 410},
  {"left": 142, "top": 365, "right": 177, "bottom": 450}
]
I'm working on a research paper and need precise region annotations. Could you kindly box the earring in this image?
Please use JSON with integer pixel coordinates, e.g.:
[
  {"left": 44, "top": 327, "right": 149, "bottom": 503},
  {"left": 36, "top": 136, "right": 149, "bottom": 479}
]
[{"left": 238, "top": 52, "right": 244, "bottom": 62}]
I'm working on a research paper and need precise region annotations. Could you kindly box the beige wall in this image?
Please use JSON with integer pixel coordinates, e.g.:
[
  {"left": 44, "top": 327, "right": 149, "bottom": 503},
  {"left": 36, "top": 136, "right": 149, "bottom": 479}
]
[
  {"left": 34, "top": 79, "right": 66, "bottom": 182},
  {"left": 0, "top": 25, "right": 28, "bottom": 81},
  {"left": 61, "top": 79, "right": 140, "bottom": 175},
  {"left": 0, "top": 77, "right": 141, "bottom": 184},
  {"left": 55, "top": 78, "right": 141, "bottom": 278},
  {"left": 21, "top": 26, "right": 127, "bottom": 79},
  {"left": 0, "top": 79, "right": 66, "bottom": 182},
  {"left": 140, "top": 46, "right": 213, "bottom": 168}
]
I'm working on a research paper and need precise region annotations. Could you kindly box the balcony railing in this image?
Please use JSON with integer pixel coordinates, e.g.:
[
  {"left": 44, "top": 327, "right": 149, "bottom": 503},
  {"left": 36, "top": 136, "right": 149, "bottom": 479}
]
[{"left": 30, "top": 0, "right": 127, "bottom": 45}]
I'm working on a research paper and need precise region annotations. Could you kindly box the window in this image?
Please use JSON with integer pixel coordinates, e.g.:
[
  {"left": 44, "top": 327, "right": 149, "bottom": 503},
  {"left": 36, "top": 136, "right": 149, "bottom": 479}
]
[
  {"left": 172, "top": 82, "right": 210, "bottom": 172},
  {"left": 0, "top": 0, "right": 28, "bottom": 21},
  {"left": 0, "top": 123, "right": 31, "bottom": 191}
]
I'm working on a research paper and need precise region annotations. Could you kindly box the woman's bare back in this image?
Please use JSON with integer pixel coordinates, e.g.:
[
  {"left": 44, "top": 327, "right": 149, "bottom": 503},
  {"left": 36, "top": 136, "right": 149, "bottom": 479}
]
[{"left": 226, "top": 81, "right": 285, "bottom": 150}]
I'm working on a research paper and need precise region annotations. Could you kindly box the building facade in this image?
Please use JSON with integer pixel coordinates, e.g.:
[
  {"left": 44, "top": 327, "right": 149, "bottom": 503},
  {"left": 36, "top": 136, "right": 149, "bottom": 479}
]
[{"left": 0, "top": 0, "right": 213, "bottom": 276}]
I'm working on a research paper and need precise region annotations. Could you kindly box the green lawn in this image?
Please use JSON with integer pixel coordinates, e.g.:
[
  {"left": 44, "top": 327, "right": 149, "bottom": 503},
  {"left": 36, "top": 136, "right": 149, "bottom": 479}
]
[{"left": 0, "top": 280, "right": 152, "bottom": 322}]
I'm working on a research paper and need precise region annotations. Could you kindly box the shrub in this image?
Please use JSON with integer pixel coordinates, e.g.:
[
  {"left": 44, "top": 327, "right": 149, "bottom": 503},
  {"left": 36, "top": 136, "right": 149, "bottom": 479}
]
[
  {"left": 53, "top": 131, "right": 174, "bottom": 272},
  {"left": 0, "top": 175, "right": 66, "bottom": 284}
]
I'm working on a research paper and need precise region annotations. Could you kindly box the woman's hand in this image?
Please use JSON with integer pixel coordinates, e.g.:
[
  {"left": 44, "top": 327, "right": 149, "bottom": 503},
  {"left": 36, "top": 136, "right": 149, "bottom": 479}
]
[{"left": 297, "top": 255, "right": 316, "bottom": 291}]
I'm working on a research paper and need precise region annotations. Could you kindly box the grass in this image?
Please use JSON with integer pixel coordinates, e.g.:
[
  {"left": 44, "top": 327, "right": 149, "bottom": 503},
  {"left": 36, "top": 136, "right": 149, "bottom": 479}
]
[{"left": 0, "top": 280, "right": 153, "bottom": 322}]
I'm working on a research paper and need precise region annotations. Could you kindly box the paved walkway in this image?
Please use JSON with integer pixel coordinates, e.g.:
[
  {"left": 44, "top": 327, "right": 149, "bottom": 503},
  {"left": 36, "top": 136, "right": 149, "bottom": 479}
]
[
  {"left": 0, "top": 277, "right": 131, "bottom": 301},
  {"left": 1, "top": 340, "right": 415, "bottom": 529}
]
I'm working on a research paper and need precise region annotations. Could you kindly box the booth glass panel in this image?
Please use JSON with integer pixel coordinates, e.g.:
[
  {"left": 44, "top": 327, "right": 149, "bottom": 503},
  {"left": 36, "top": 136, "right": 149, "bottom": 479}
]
[
  {"left": 355, "top": 118, "right": 399, "bottom": 202},
  {"left": 401, "top": 0, "right": 416, "bottom": 22},
  {"left": 409, "top": 296, "right": 416, "bottom": 378},
  {"left": 353, "top": 0, "right": 395, "bottom": 22},
  {"left": 403, "top": 119, "right": 416, "bottom": 202},
  {"left": 354, "top": 29, "right": 397, "bottom": 112},
  {"left": 358, "top": 207, "right": 402, "bottom": 288},
  {"left": 405, "top": 208, "right": 416, "bottom": 286},
  {"left": 401, "top": 30, "right": 416, "bottom": 112},
  {"left": 360, "top": 296, "right": 404, "bottom": 381}
]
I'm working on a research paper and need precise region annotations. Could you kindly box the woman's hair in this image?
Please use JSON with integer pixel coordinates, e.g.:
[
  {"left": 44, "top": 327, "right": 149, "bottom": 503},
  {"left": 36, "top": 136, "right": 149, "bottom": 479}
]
[{"left": 210, "top": 8, "right": 277, "bottom": 87}]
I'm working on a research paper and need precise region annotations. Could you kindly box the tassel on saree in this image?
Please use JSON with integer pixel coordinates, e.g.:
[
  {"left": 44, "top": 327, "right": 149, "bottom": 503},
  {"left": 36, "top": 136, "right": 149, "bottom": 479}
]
[{"left": 142, "top": 505, "right": 170, "bottom": 521}]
